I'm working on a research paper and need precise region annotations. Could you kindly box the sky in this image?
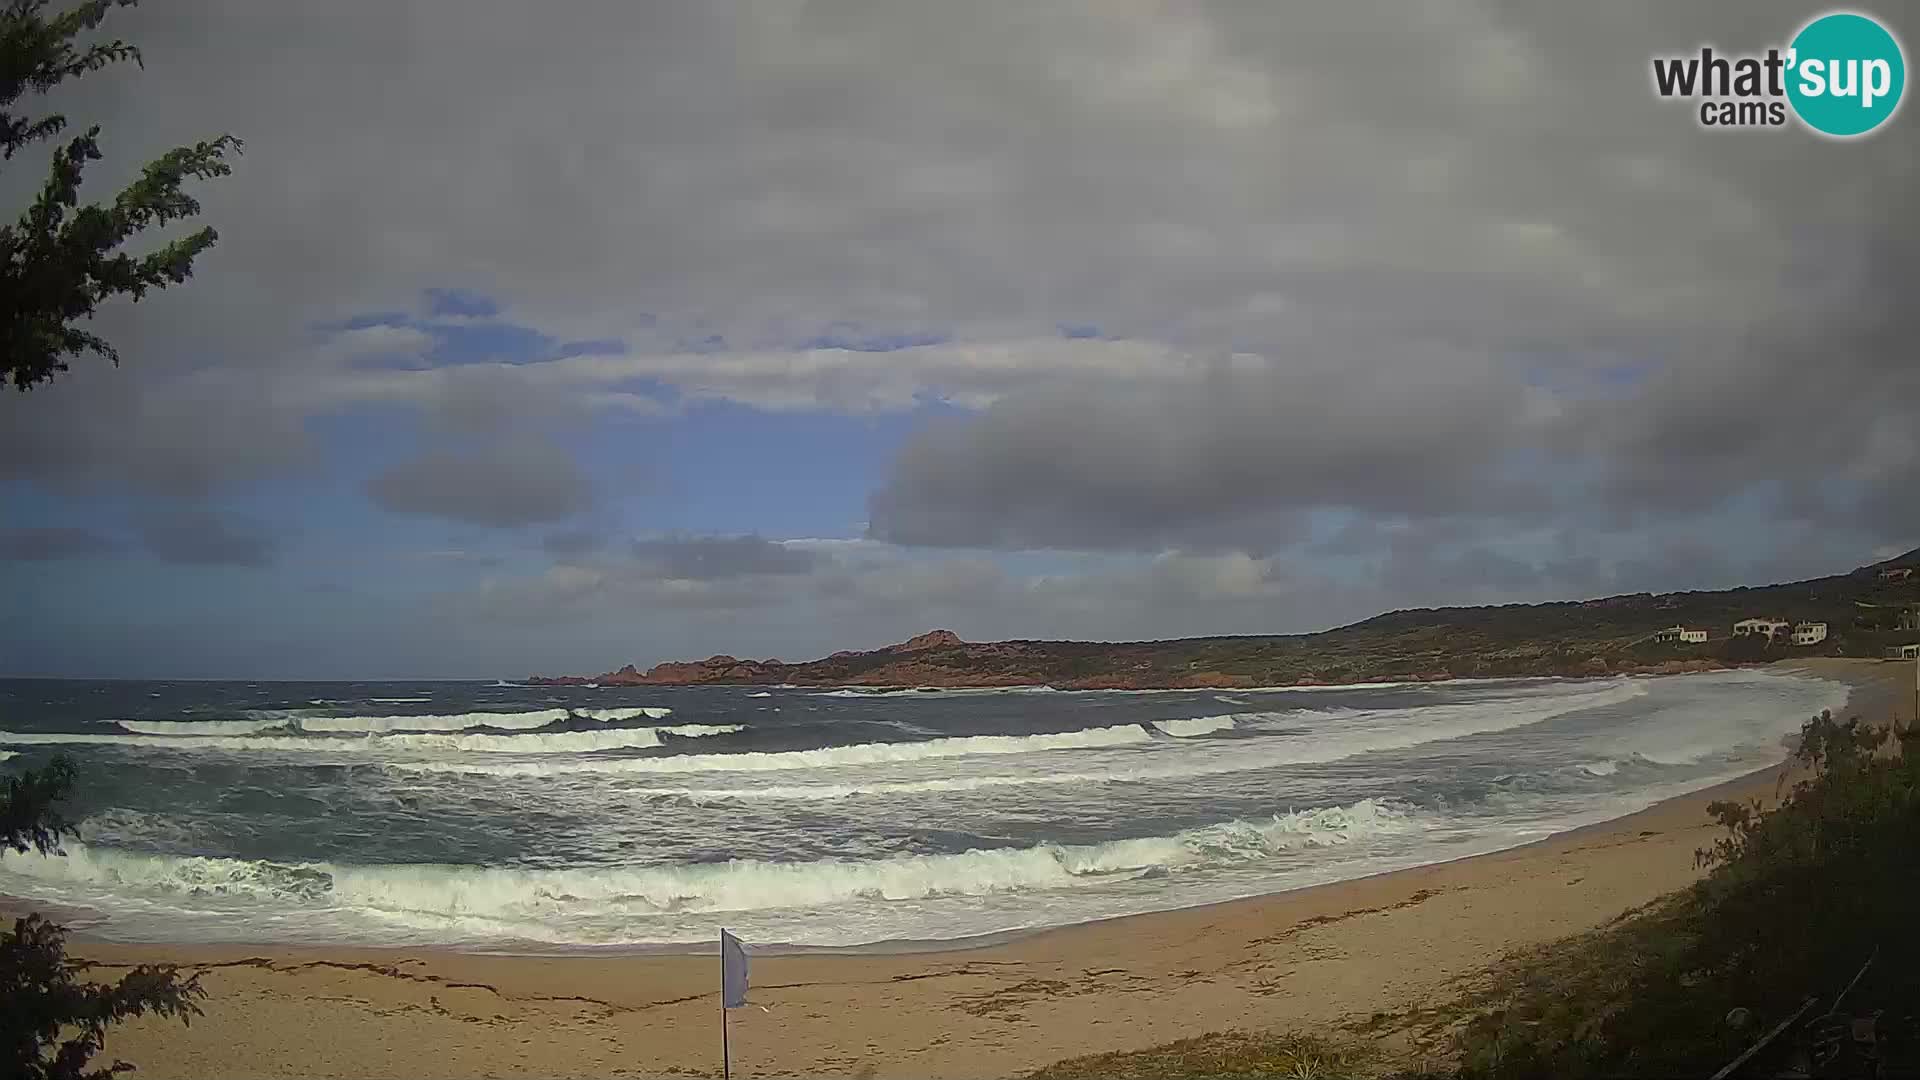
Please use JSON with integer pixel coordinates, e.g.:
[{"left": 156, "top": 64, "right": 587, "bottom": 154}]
[{"left": 2, "top": 0, "right": 1916, "bottom": 679}]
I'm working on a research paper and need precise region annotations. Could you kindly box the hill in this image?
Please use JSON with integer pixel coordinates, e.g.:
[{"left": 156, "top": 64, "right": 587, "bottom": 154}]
[{"left": 529, "top": 547, "right": 1920, "bottom": 689}]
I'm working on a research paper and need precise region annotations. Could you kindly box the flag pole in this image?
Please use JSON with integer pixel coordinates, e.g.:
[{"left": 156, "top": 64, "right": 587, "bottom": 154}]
[{"left": 721, "top": 928, "right": 731, "bottom": 1080}]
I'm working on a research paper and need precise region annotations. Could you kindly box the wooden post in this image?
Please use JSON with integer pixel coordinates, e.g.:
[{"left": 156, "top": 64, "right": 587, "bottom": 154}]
[{"left": 722, "top": 996, "right": 730, "bottom": 1080}]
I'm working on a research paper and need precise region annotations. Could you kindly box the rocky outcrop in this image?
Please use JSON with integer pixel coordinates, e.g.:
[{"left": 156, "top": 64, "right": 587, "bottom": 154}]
[{"left": 888, "top": 629, "right": 965, "bottom": 652}]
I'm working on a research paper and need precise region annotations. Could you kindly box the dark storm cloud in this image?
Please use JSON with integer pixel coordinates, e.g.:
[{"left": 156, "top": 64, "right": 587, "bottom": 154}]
[
  {"left": 367, "top": 442, "right": 592, "bottom": 527},
  {"left": 0, "top": 527, "right": 120, "bottom": 561},
  {"left": 138, "top": 509, "right": 277, "bottom": 567},
  {"left": 629, "top": 535, "right": 822, "bottom": 579}
]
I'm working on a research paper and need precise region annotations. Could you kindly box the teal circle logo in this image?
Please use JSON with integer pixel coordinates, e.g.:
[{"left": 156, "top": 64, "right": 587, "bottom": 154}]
[{"left": 1787, "top": 12, "right": 1906, "bottom": 137}]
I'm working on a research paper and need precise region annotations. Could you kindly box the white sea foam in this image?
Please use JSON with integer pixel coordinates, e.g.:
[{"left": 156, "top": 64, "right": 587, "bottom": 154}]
[
  {"left": 116, "top": 718, "right": 292, "bottom": 736},
  {"left": 379, "top": 724, "right": 740, "bottom": 754},
  {"left": 376, "top": 728, "right": 667, "bottom": 754},
  {"left": 748, "top": 692, "right": 773, "bottom": 698},
  {"left": 0, "top": 800, "right": 1412, "bottom": 924},
  {"left": 810, "top": 685, "right": 1056, "bottom": 698},
  {"left": 0, "top": 671, "right": 1855, "bottom": 949},
  {"left": 400, "top": 680, "right": 1651, "bottom": 783},
  {"left": 1152, "top": 714, "right": 1239, "bottom": 738},
  {"left": 576, "top": 707, "right": 673, "bottom": 722},
  {"left": 295, "top": 709, "right": 573, "bottom": 733},
  {"left": 0, "top": 731, "right": 364, "bottom": 752},
  {"left": 0, "top": 751, "right": 16, "bottom": 762},
  {"left": 369, "top": 698, "right": 432, "bottom": 704},
  {"left": 390, "top": 723, "right": 1156, "bottom": 777},
  {"left": 1588, "top": 669, "right": 1848, "bottom": 766},
  {"left": 1, "top": 720, "right": 745, "bottom": 757}
]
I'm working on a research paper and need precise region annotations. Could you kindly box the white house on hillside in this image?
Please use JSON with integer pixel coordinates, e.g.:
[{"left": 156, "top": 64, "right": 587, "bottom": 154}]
[
  {"left": 1790, "top": 622, "right": 1828, "bottom": 645},
  {"left": 1733, "top": 618, "right": 1791, "bottom": 638},
  {"left": 1653, "top": 626, "right": 1709, "bottom": 644},
  {"left": 1887, "top": 643, "right": 1920, "bottom": 660}
]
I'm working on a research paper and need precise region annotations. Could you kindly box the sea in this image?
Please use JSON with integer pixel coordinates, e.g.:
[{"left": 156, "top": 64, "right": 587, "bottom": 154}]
[{"left": 0, "top": 669, "right": 1849, "bottom": 952}]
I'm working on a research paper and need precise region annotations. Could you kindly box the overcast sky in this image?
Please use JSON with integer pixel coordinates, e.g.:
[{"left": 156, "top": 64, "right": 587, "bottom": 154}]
[{"left": 3, "top": 0, "right": 1915, "bottom": 678}]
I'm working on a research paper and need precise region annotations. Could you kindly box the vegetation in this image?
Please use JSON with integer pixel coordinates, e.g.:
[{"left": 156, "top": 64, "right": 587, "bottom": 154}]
[
  {"left": 1028, "top": 1031, "right": 1385, "bottom": 1080},
  {"left": 3, "top": 754, "right": 206, "bottom": 1079},
  {"left": 2, "top": 0, "right": 240, "bottom": 391},
  {"left": 1023, "top": 709, "right": 1920, "bottom": 1080},
  {"left": 4, "top": 6, "right": 225, "bottom": 1073},
  {"left": 731, "top": 546, "right": 1920, "bottom": 689},
  {"left": 1436, "top": 709, "right": 1919, "bottom": 1079}
]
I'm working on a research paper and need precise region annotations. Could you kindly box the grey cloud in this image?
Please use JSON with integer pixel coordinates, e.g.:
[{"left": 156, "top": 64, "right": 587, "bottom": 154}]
[
  {"left": 541, "top": 528, "right": 606, "bottom": 558},
  {"left": 629, "top": 535, "right": 822, "bottom": 579},
  {"left": 138, "top": 509, "right": 277, "bottom": 567},
  {"left": 449, "top": 562, "right": 785, "bottom": 625},
  {"left": 814, "top": 555, "right": 1008, "bottom": 613},
  {"left": 368, "top": 442, "right": 592, "bottom": 527},
  {"left": 0, "top": 527, "right": 120, "bottom": 561},
  {"left": 0, "top": 0, "right": 1911, "bottom": 660},
  {"left": 0, "top": 365, "right": 314, "bottom": 497},
  {"left": 868, "top": 356, "right": 1550, "bottom": 551}
]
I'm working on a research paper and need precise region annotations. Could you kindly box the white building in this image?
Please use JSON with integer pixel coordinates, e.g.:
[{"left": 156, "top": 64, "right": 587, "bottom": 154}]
[
  {"left": 1886, "top": 643, "right": 1920, "bottom": 660},
  {"left": 1653, "top": 626, "right": 1709, "bottom": 644},
  {"left": 1790, "top": 622, "right": 1828, "bottom": 646},
  {"left": 1679, "top": 628, "right": 1708, "bottom": 643},
  {"left": 1733, "top": 618, "right": 1791, "bottom": 638}
]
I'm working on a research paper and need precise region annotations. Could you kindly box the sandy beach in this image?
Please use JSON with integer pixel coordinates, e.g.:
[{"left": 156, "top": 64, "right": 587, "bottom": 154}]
[{"left": 16, "top": 658, "right": 1911, "bottom": 1080}]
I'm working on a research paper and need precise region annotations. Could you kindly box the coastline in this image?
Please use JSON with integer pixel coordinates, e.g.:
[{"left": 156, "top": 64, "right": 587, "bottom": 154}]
[{"left": 14, "top": 657, "right": 1910, "bottom": 1079}]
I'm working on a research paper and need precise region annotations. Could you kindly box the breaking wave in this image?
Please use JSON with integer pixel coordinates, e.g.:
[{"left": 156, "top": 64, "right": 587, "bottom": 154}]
[
  {"left": 370, "top": 726, "right": 734, "bottom": 755},
  {"left": 0, "top": 723, "right": 740, "bottom": 756},
  {"left": 576, "top": 707, "right": 674, "bottom": 722},
  {"left": 395, "top": 680, "right": 1651, "bottom": 782},
  {"left": 293, "top": 709, "right": 573, "bottom": 733},
  {"left": 1152, "top": 714, "right": 1239, "bottom": 738},
  {"left": 389, "top": 723, "right": 1156, "bottom": 777},
  {"left": 117, "top": 718, "right": 292, "bottom": 736},
  {"left": 0, "top": 800, "right": 1413, "bottom": 923}
]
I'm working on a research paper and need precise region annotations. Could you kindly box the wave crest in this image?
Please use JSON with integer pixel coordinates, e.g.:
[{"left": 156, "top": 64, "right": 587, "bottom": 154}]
[
  {"left": 0, "top": 800, "right": 1413, "bottom": 924},
  {"left": 1152, "top": 714, "right": 1239, "bottom": 738},
  {"left": 117, "top": 719, "right": 292, "bottom": 736},
  {"left": 390, "top": 723, "right": 1155, "bottom": 777}
]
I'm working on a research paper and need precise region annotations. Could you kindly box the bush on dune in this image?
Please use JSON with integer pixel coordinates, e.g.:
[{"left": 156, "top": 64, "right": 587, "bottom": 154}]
[
  {"left": 1446, "top": 709, "right": 1920, "bottom": 1079},
  {"left": 1023, "top": 710, "right": 1920, "bottom": 1080}
]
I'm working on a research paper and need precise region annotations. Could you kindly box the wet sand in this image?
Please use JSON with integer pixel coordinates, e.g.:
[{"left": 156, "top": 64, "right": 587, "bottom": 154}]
[{"left": 17, "top": 657, "right": 1913, "bottom": 1079}]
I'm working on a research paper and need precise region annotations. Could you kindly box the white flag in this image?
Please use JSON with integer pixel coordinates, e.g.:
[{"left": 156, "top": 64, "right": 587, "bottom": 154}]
[{"left": 721, "top": 928, "right": 749, "bottom": 1009}]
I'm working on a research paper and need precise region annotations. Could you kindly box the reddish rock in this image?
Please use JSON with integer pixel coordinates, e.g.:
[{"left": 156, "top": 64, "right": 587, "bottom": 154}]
[{"left": 888, "top": 629, "right": 965, "bottom": 652}]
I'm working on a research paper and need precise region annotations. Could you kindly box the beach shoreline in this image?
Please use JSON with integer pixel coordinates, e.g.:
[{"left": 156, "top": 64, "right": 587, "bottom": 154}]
[{"left": 10, "top": 657, "right": 1911, "bottom": 1079}]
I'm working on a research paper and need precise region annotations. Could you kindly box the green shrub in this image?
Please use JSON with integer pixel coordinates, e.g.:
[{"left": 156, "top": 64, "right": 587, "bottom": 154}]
[{"left": 1444, "top": 710, "right": 1920, "bottom": 1079}]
